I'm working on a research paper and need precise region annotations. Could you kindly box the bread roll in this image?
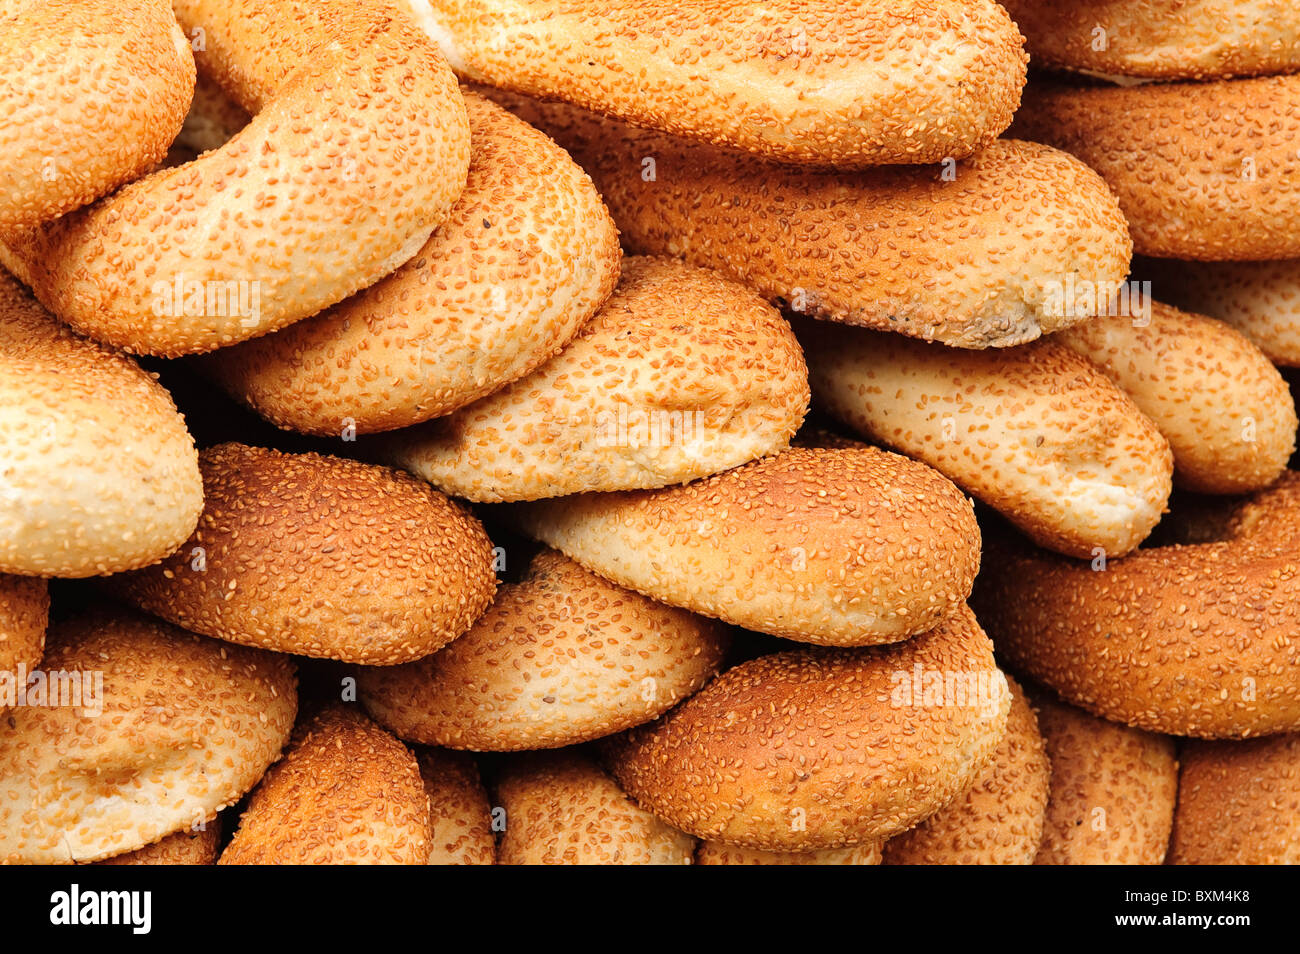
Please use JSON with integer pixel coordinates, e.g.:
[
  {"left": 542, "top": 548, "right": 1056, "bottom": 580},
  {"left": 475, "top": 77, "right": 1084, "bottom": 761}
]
[
  {"left": 514, "top": 446, "right": 980, "bottom": 646},
  {"left": 604, "top": 605, "right": 1010, "bottom": 850},
  {"left": 800, "top": 321, "right": 1173, "bottom": 558},
  {"left": 496, "top": 751, "right": 694, "bottom": 865},
  {"left": 1055, "top": 303, "right": 1296, "bottom": 494},
  {"left": 487, "top": 94, "right": 1131, "bottom": 349},
  {"left": 1030, "top": 694, "right": 1177, "bottom": 865},
  {"left": 0, "top": 607, "right": 296, "bottom": 864},
  {"left": 403, "top": 0, "right": 1027, "bottom": 166},
  {"left": 976, "top": 473, "right": 1300, "bottom": 738},
  {"left": 107, "top": 443, "right": 497, "bottom": 665},
  {"left": 0, "top": 271, "right": 202, "bottom": 577},
  {"left": 359, "top": 549, "right": 729, "bottom": 750},
  {"left": 883, "top": 675, "right": 1049, "bottom": 865},
  {"left": 1170, "top": 734, "right": 1300, "bottom": 865},
  {"left": 221, "top": 706, "right": 430, "bottom": 865},
  {"left": 206, "top": 90, "right": 621, "bottom": 435},
  {"left": 381, "top": 256, "right": 808, "bottom": 501}
]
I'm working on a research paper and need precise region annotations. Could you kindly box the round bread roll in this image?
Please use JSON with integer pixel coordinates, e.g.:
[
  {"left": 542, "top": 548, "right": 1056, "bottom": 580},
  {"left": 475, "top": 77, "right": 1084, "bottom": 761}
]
[
  {"left": 998, "top": 0, "right": 1300, "bottom": 80},
  {"left": 0, "top": 1, "right": 470, "bottom": 356},
  {"left": 206, "top": 90, "right": 621, "bottom": 436},
  {"left": 513, "top": 446, "right": 980, "bottom": 646},
  {"left": 489, "top": 94, "right": 1131, "bottom": 349},
  {"left": 1055, "top": 303, "right": 1296, "bottom": 494},
  {"left": 97, "top": 823, "right": 221, "bottom": 866},
  {"left": 419, "top": 750, "right": 495, "bottom": 865},
  {"left": 1169, "top": 734, "right": 1300, "bottom": 865},
  {"left": 496, "top": 752, "right": 694, "bottom": 865},
  {"left": 403, "top": 0, "right": 1027, "bottom": 167},
  {"left": 882, "top": 675, "right": 1049, "bottom": 865},
  {"left": 1030, "top": 693, "right": 1177, "bottom": 865},
  {"left": 0, "top": 271, "right": 203, "bottom": 577},
  {"left": 1140, "top": 257, "right": 1300, "bottom": 367},
  {"left": 360, "top": 550, "right": 729, "bottom": 750},
  {"left": 381, "top": 256, "right": 809, "bottom": 501},
  {"left": 976, "top": 472, "right": 1300, "bottom": 738},
  {"left": 695, "top": 842, "right": 882, "bottom": 866},
  {"left": 0, "top": 574, "right": 48, "bottom": 706},
  {"left": 0, "top": 0, "right": 194, "bottom": 232},
  {"left": 106, "top": 443, "right": 497, "bottom": 665},
  {"left": 604, "top": 605, "right": 1010, "bottom": 850},
  {"left": 221, "top": 706, "right": 430, "bottom": 865},
  {"left": 1012, "top": 76, "right": 1300, "bottom": 261},
  {"left": 0, "top": 607, "right": 297, "bottom": 864},
  {"left": 799, "top": 321, "right": 1173, "bottom": 559}
]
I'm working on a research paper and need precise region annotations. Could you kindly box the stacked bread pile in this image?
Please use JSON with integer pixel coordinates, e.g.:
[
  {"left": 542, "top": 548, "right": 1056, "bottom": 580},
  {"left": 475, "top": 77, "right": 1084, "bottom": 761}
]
[{"left": 1, "top": 0, "right": 1297, "bottom": 865}]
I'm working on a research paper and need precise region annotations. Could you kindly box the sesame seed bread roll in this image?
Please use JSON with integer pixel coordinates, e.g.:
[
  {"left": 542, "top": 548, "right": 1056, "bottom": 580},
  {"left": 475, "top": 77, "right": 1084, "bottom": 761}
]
[
  {"left": 106, "top": 443, "right": 497, "bottom": 665},
  {"left": 1169, "top": 735, "right": 1300, "bottom": 865},
  {"left": 513, "top": 446, "right": 980, "bottom": 647},
  {"left": 999, "top": 0, "right": 1300, "bottom": 81},
  {"left": 0, "top": 607, "right": 297, "bottom": 865},
  {"left": 1055, "top": 304, "right": 1297, "bottom": 495},
  {"left": 1140, "top": 257, "right": 1300, "bottom": 367},
  {"left": 1030, "top": 694, "right": 1177, "bottom": 866},
  {"left": 696, "top": 842, "right": 882, "bottom": 865},
  {"left": 0, "top": 272, "right": 203, "bottom": 578},
  {"left": 976, "top": 472, "right": 1300, "bottom": 738},
  {"left": 604, "top": 606, "right": 1010, "bottom": 850},
  {"left": 359, "top": 549, "right": 730, "bottom": 750},
  {"left": 1012, "top": 76, "right": 1300, "bottom": 261},
  {"left": 0, "top": 1, "right": 471, "bottom": 356},
  {"left": 97, "top": 823, "right": 221, "bottom": 866},
  {"left": 0, "top": 0, "right": 195, "bottom": 232},
  {"left": 799, "top": 322, "right": 1173, "bottom": 559},
  {"left": 883, "top": 675, "right": 1049, "bottom": 865},
  {"left": 490, "top": 94, "right": 1131, "bottom": 348},
  {"left": 221, "top": 706, "right": 430, "bottom": 865},
  {"left": 0, "top": 574, "right": 48, "bottom": 706},
  {"left": 496, "top": 752, "right": 694, "bottom": 865},
  {"left": 419, "top": 750, "right": 495, "bottom": 865},
  {"left": 381, "top": 256, "right": 808, "bottom": 501},
  {"left": 404, "top": 0, "right": 1027, "bottom": 167},
  {"left": 206, "top": 90, "right": 621, "bottom": 436}
]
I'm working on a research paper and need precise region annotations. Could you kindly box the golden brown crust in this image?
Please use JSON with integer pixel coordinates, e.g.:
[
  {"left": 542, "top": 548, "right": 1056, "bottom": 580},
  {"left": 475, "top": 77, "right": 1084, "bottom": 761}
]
[
  {"left": 97, "top": 823, "right": 221, "bottom": 866},
  {"left": 382, "top": 256, "right": 809, "bottom": 500},
  {"left": 976, "top": 472, "right": 1300, "bottom": 739},
  {"left": 0, "top": 607, "right": 297, "bottom": 864},
  {"left": 407, "top": 0, "right": 1027, "bottom": 166},
  {"left": 514, "top": 446, "right": 980, "bottom": 646},
  {"left": 1030, "top": 694, "right": 1177, "bottom": 865},
  {"left": 800, "top": 322, "right": 1173, "bottom": 558},
  {"left": 999, "top": 0, "right": 1300, "bottom": 80},
  {"left": 206, "top": 90, "right": 621, "bottom": 435},
  {"left": 0, "top": 574, "right": 48, "bottom": 690},
  {"left": 1012, "top": 76, "right": 1300, "bottom": 260},
  {"left": 603, "top": 605, "right": 1010, "bottom": 850},
  {"left": 1140, "top": 257, "right": 1300, "bottom": 367},
  {"left": 1055, "top": 303, "right": 1296, "bottom": 494},
  {"left": 221, "top": 706, "right": 430, "bottom": 865},
  {"left": 883, "top": 675, "right": 1049, "bottom": 865},
  {"left": 496, "top": 751, "right": 694, "bottom": 865},
  {"left": 0, "top": 0, "right": 195, "bottom": 232},
  {"left": 1, "top": 1, "right": 471, "bottom": 356},
  {"left": 419, "top": 750, "right": 495, "bottom": 865},
  {"left": 696, "top": 841, "right": 882, "bottom": 865},
  {"left": 1169, "top": 734, "right": 1300, "bottom": 865},
  {"left": 107, "top": 443, "right": 497, "bottom": 665},
  {"left": 488, "top": 93, "right": 1130, "bottom": 348},
  {"left": 0, "top": 271, "right": 203, "bottom": 577},
  {"left": 359, "top": 549, "right": 730, "bottom": 750}
]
